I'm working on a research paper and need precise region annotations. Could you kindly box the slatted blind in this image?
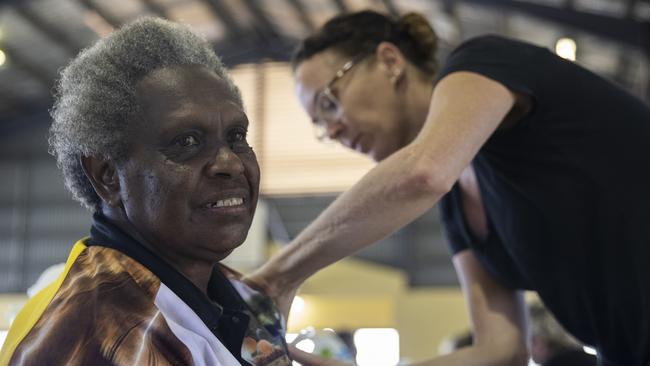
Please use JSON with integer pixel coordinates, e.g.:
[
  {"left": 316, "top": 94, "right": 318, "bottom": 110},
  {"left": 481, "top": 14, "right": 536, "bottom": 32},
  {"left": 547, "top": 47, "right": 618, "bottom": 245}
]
[{"left": 230, "top": 62, "right": 374, "bottom": 195}]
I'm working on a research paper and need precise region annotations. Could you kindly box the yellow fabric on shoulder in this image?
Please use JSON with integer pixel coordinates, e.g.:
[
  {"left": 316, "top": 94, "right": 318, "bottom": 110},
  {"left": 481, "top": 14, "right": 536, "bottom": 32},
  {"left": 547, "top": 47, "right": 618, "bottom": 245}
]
[{"left": 0, "top": 239, "right": 87, "bottom": 366}]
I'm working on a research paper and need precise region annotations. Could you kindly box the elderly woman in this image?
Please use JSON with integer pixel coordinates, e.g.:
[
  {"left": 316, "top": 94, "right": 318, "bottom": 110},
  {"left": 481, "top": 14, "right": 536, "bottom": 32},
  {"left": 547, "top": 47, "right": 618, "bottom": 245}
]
[{"left": 0, "top": 18, "right": 290, "bottom": 366}]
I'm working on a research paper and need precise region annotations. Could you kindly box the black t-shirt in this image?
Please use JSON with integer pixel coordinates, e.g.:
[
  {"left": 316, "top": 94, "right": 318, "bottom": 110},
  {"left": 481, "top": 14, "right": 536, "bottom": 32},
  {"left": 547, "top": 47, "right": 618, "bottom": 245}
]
[
  {"left": 437, "top": 35, "right": 650, "bottom": 365},
  {"left": 544, "top": 349, "right": 598, "bottom": 366}
]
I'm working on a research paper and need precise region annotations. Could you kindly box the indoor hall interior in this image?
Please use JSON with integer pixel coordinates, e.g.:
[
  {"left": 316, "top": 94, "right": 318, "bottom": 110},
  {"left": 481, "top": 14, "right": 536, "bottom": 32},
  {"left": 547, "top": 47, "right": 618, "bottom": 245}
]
[{"left": 0, "top": 0, "right": 647, "bottom": 365}]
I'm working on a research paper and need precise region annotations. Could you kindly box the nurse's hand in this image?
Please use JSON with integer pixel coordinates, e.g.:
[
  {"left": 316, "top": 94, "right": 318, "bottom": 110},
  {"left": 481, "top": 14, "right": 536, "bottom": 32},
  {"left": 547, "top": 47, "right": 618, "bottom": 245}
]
[
  {"left": 243, "top": 269, "right": 298, "bottom": 321},
  {"left": 289, "top": 346, "right": 354, "bottom": 366}
]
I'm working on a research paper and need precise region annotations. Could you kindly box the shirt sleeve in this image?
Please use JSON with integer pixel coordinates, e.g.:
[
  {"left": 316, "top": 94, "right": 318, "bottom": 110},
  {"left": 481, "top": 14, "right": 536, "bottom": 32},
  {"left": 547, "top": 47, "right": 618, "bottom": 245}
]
[
  {"left": 436, "top": 35, "right": 548, "bottom": 99},
  {"left": 439, "top": 184, "right": 472, "bottom": 255}
]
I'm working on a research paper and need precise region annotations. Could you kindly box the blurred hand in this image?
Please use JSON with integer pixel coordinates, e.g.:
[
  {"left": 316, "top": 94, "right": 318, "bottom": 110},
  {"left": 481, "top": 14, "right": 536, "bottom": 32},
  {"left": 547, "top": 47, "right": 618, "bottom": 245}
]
[
  {"left": 289, "top": 345, "right": 355, "bottom": 366},
  {"left": 242, "top": 267, "right": 298, "bottom": 320}
]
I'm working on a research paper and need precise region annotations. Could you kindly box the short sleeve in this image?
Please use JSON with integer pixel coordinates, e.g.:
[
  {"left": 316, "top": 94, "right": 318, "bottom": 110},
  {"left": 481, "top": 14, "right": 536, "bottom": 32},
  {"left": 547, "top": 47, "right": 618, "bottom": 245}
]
[
  {"left": 436, "top": 35, "right": 549, "bottom": 98},
  {"left": 439, "top": 184, "right": 471, "bottom": 255}
]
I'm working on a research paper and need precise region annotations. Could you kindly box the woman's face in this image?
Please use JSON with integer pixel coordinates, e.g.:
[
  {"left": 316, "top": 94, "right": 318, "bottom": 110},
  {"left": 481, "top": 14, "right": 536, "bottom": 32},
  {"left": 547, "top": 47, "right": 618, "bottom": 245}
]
[
  {"left": 117, "top": 65, "right": 260, "bottom": 265},
  {"left": 294, "top": 49, "right": 409, "bottom": 162}
]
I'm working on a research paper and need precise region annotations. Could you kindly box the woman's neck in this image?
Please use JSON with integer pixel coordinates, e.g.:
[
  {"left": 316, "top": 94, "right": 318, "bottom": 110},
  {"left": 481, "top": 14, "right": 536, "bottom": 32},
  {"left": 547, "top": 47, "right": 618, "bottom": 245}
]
[
  {"left": 403, "top": 74, "right": 435, "bottom": 143},
  {"left": 101, "top": 207, "right": 215, "bottom": 295}
]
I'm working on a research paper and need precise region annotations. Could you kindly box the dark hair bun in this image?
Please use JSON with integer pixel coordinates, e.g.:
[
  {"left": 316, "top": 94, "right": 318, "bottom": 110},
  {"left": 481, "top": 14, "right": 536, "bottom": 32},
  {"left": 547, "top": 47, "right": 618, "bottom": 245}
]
[
  {"left": 397, "top": 12, "right": 438, "bottom": 73},
  {"left": 293, "top": 10, "right": 438, "bottom": 76},
  {"left": 398, "top": 13, "right": 438, "bottom": 57}
]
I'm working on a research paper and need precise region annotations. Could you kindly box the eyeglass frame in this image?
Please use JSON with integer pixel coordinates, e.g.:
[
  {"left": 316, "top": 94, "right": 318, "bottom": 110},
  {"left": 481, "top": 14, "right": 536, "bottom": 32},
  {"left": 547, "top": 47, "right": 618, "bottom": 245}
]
[{"left": 312, "top": 54, "right": 366, "bottom": 141}]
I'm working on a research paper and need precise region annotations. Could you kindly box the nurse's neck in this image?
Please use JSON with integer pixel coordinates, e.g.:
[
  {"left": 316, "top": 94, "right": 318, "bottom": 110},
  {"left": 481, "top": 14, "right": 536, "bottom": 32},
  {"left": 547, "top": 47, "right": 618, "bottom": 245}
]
[{"left": 404, "top": 73, "right": 435, "bottom": 143}]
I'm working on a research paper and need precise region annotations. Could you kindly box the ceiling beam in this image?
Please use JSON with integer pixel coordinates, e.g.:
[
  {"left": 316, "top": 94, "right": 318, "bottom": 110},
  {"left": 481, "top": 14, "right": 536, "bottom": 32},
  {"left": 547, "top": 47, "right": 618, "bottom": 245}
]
[
  {"left": 13, "top": 4, "right": 79, "bottom": 57},
  {"left": 238, "top": 0, "right": 299, "bottom": 61},
  {"left": 459, "top": 0, "right": 649, "bottom": 51},
  {"left": 77, "top": 0, "right": 122, "bottom": 29},
  {"left": 140, "top": 0, "right": 169, "bottom": 18},
  {"left": 202, "top": 0, "right": 275, "bottom": 65},
  {"left": 381, "top": 0, "right": 400, "bottom": 17},
  {"left": 441, "top": 0, "right": 455, "bottom": 14},
  {"left": 286, "top": 0, "right": 316, "bottom": 33},
  {"left": 0, "top": 107, "right": 52, "bottom": 136},
  {"left": 332, "top": 0, "right": 349, "bottom": 14},
  {"left": 0, "top": 44, "right": 53, "bottom": 90},
  {"left": 0, "top": 88, "right": 33, "bottom": 119},
  {"left": 202, "top": 0, "right": 247, "bottom": 39},
  {"left": 214, "top": 34, "right": 296, "bottom": 66},
  {"left": 241, "top": 0, "right": 281, "bottom": 40},
  {"left": 626, "top": 0, "right": 638, "bottom": 19}
]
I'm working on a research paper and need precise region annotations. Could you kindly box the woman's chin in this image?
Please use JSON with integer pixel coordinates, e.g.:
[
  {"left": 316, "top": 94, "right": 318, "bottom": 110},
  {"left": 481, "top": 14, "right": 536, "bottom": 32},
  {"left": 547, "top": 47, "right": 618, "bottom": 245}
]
[
  {"left": 370, "top": 145, "right": 394, "bottom": 162},
  {"left": 192, "top": 245, "right": 238, "bottom": 264},
  {"left": 210, "top": 238, "right": 245, "bottom": 257}
]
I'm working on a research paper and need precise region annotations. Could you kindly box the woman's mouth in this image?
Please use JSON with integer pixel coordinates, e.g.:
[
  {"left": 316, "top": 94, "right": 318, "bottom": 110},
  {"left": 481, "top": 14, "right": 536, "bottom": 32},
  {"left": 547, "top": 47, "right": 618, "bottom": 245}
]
[
  {"left": 203, "top": 197, "right": 244, "bottom": 209},
  {"left": 352, "top": 134, "right": 370, "bottom": 154}
]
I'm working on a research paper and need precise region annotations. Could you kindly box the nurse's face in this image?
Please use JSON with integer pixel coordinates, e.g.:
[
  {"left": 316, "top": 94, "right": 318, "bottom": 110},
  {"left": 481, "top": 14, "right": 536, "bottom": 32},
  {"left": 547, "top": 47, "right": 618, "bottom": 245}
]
[{"left": 294, "top": 49, "right": 411, "bottom": 162}]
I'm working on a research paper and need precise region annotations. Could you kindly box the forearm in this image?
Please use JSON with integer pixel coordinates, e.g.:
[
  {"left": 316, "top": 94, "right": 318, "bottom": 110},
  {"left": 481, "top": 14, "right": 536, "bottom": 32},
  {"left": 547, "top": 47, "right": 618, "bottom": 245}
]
[
  {"left": 412, "top": 343, "right": 528, "bottom": 366},
  {"left": 263, "top": 144, "right": 452, "bottom": 290},
  {"left": 260, "top": 73, "right": 515, "bottom": 294}
]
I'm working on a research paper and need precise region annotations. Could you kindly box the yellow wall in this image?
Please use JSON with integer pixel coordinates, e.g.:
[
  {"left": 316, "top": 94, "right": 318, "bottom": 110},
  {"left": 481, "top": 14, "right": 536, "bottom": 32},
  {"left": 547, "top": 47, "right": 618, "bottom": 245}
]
[
  {"left": 297, "top": 258, "right": 407, "bottom": 296},
  {"left": 396, "top": 289, "right": 469, "bottom": 362},
  {"left": 290, "top": 258, "right": 471, "bottom": 362},
  {"left": 288, "top": 295, "right": 396, "bottom": 330}
]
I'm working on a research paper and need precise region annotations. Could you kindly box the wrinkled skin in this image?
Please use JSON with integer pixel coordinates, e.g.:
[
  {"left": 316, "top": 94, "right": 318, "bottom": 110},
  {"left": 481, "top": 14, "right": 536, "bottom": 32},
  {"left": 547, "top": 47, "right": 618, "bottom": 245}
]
[{"left": 86, "top": 65, "right": 260, "bottom": 293}]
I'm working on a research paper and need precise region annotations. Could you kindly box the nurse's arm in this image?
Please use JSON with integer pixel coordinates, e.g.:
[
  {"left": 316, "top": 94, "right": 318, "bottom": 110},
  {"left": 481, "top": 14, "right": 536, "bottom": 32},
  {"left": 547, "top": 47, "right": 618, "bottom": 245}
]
[
  {"left": 285, "top": 251, "right": 529, "bottom": 366},
  {"left": 410, "top": 250, "right": 529, "bottom": 366},
  {"left": 249, "top": 72, "right": 516, "bottom": 317}
]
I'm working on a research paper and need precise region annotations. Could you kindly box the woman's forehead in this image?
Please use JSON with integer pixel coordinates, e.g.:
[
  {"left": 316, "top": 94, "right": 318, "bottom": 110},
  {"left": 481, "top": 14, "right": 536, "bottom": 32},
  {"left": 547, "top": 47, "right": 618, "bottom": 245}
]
[
  {"left": 294, "top": 52, "right": 340, "bottom": 108},
  {"left": 138, "top": 66, "right": 234, "bottom": 99},
  {"left": 137, "top": 67, "right": 239, "bottom": 109},
  {"left": 134, "top": 66, "right": 245, "bottom": 129}
]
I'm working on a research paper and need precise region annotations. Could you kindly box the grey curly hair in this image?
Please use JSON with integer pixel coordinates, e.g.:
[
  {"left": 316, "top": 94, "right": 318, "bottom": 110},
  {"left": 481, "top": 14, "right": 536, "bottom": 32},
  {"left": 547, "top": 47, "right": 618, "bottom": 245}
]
[{"left": 49, "top": 17, "right": 242, "bottom": 212}]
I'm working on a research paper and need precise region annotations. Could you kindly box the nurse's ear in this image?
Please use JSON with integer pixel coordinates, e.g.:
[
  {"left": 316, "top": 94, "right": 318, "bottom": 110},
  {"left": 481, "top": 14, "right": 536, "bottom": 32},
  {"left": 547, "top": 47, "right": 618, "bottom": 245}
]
[
  {"left": 80, "top": 155, "right": 122, "bottom": 208},
  {"left": 375, "top": 41, "right": 407, "bottom": 85}
]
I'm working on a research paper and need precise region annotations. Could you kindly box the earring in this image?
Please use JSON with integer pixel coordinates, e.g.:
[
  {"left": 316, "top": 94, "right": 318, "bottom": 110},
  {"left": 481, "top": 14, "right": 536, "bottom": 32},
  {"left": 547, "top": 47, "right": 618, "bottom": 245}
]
[{"left": 390, "top": 69, "right": 402, "bottom": 84}]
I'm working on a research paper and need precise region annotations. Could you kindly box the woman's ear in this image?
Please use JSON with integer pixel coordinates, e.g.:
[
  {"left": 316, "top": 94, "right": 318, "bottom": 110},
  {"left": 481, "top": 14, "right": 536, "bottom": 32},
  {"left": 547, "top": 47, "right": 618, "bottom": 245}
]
[
  {"left": 80, "top": 155, "right": 121, "bottom": 208},
  {"left": 375, "top": 42, "right": 406, "bottom": 84}
]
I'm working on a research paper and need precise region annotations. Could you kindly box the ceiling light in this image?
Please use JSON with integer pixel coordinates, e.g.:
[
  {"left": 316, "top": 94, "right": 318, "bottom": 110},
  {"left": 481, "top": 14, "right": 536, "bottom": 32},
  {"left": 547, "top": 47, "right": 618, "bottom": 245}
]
[
  {"left": 0, "top": 50, "right": 6, "bottom": 67},
  {"left": 555, "top": 37, "right": 577, "bottom": 61}
]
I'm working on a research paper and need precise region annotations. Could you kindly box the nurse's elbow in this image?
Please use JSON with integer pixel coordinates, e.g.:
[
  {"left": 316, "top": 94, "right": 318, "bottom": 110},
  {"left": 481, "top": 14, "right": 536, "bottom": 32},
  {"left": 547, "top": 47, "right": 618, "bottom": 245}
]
[{"left": 406, "top": 160, "right": 455, "bottom": 197}]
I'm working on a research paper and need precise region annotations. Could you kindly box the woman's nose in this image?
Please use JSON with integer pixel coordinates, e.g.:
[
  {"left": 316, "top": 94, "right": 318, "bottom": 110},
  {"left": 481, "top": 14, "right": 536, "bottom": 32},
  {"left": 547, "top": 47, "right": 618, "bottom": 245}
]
[
  {"left": 205, "top": 146, "right": 245, "bottom": 178},
  {"left": 326, "top": 119, "right": 345, "bottom": 140}
]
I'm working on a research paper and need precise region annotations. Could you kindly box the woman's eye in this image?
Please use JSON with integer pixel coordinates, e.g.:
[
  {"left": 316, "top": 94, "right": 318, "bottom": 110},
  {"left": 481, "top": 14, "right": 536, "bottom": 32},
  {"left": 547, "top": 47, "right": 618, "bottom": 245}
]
[
  {"left": 228, "top": 128, "right": 252, "bottom": 152},
  {"left": 232, "top": 131, "right": 245, "bottom": 142},
  {"left": 174, "top": 134, "right": 200, "bottom": 148},
  {"left": 319, "top": 96, "right": 336, "bottom": 112},
  {"left": 229, "top": 128, "right": 248, "bottom": 143}
]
